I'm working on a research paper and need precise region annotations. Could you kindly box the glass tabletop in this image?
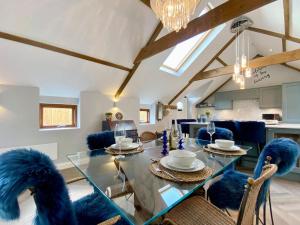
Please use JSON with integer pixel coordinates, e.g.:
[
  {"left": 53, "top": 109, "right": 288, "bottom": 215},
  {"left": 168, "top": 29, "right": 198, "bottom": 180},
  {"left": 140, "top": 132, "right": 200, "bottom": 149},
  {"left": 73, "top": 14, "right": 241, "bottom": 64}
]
[{"left": 67, "top": 139, "right": 251, "bottom": 225}]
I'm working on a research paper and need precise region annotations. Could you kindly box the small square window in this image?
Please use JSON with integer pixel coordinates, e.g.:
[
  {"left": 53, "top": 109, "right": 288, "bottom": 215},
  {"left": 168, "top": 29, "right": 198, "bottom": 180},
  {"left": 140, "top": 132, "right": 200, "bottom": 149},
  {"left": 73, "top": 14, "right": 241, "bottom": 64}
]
[
  {"left": 139, "top": 109, "right": 150, "bottom": 124},
  {"left": 40, "top": 103, "right": 77, "bottom": 129}
]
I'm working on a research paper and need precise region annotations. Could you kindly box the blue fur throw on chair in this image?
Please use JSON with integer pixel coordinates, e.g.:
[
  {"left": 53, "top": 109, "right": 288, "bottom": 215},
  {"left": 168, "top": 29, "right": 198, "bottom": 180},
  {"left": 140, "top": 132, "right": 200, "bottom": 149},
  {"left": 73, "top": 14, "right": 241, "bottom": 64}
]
[
  {"left": 197, "top": 127, "right": 233, "bottom": 145},
  {"left": 0, "top": 149, "right": 128, "bottom": 225},
  {"left": 208, "top": 138, "right": 300, "bottom": 211},
  {"left": 87, "top": 131, "right": 115, "bottom": 151}
]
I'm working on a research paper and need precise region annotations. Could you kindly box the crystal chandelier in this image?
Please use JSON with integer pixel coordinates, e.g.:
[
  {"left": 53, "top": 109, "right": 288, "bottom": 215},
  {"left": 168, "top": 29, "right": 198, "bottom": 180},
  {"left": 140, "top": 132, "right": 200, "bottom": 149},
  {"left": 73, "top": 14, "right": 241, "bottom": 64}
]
[
  {"left": 150, "top": 0, "right": 200, "bottom": 32},
  {"left": 231, "top": 16, "right": 253, "bottom": 89}
]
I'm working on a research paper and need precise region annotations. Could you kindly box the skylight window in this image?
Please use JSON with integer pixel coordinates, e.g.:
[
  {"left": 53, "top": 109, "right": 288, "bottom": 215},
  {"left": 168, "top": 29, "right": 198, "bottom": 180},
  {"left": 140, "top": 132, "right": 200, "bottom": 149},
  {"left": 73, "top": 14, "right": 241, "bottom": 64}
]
[{"left": 160, "top": 3, "right": 225, "bottom": 76}]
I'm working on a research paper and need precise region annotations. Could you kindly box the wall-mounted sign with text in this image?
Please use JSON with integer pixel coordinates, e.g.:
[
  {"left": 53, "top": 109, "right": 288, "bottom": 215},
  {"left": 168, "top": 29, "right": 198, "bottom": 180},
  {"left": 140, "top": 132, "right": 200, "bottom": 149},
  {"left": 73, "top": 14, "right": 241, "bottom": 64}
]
[{"left": 253, "top": 67, "right": 271, "bottom": 84}]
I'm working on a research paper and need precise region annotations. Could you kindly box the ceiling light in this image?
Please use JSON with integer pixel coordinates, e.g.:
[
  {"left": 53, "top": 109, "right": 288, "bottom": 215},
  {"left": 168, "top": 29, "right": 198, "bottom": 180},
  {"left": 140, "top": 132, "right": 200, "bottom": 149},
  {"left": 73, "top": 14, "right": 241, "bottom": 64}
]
[{"left": 150, "top": 0, "right": 200, "bottom": 32}]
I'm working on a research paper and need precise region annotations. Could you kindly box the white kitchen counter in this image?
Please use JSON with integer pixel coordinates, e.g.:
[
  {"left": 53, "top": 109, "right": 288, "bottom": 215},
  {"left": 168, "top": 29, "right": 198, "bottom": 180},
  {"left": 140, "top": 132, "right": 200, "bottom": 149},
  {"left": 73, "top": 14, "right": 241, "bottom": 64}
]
[{"left": 266, "top": 123, "right": 300, "bottom": 129}]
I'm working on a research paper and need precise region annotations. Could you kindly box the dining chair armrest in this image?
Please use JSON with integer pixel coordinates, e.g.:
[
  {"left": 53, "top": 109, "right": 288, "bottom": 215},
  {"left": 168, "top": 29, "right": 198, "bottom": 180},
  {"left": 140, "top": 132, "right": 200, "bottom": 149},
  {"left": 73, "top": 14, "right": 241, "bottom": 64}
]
[
  {"left": 66, "top": 176, "right": 86, "bottom": 185},
  {"left": 98, "top": 215, "right": 121, "bottom": 225}
]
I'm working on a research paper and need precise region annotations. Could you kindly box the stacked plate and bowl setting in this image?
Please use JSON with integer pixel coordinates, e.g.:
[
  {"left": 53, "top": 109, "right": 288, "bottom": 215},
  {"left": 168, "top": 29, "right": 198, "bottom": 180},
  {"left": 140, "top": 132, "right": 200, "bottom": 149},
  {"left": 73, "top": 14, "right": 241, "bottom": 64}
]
[
  {"left": 106, "top": 138, "right": 143, "bottom": 155},
  {"left": 205, "top": 139, "right": 246, "bottom": 156}
]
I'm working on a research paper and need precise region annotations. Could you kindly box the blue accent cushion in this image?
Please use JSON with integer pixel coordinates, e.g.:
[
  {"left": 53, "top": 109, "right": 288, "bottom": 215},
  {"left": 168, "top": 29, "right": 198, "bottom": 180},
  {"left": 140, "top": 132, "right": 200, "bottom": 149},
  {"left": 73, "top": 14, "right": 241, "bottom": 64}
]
[
  {"left": 208, "top": 138, "right": 300, "bottom": 210},
  {"left": 74, "top": 192, "right": 128, "bottom": 225},
  {"left": 87, "top": 131, "right": 115, "bottom": 151},
  {"left": 0, "top": 149, "right": 129, "bottom": 225}
]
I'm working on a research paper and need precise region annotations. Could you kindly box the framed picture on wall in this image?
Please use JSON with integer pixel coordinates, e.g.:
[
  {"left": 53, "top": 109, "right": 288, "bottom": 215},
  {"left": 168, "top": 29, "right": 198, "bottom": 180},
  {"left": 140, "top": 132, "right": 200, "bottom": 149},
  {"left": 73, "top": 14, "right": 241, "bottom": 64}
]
[{"left": 157, "top": 102, "right": 163, "bottom": 121}]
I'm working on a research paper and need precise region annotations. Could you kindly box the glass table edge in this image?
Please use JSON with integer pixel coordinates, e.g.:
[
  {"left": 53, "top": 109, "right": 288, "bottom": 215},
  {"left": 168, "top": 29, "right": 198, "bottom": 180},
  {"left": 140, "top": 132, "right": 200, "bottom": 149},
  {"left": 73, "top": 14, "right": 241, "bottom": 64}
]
[
  {"left": 66, "top": 146, "right": 251, "bottom": 225},
  {"left": 143, "top": 155, "right": 243, "bottom": 225},
  {"left": 66, "top": 156, "right": 136, "bottom": 225}
]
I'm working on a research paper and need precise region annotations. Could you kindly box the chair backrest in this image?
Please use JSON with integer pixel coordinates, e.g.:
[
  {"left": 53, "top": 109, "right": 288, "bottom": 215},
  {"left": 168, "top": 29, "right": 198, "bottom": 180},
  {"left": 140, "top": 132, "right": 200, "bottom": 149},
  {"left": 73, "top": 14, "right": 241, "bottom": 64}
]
[
  {"left": 252, "top": 138, "right": 300, "bottom": 209},
  {"left": 238, "top": 121, "right": 266, "bottom": 144},
  {"left": 197, "top": 127, "right": 233, "bottom": 144},
  {"left": 213, "top": 121, "right": 240, "bottom": 140},
  {"left": 87, "top": 131, "right": 115, "bottom": 150},
  {"left": 140, "top": 131, "right": 157, "bottom": 143},
  {"left": 0, "top": 149, "right": 76, "bottom": 225},
  {"left": 237, "top": 164, "right": 277, "bottom": 225}
]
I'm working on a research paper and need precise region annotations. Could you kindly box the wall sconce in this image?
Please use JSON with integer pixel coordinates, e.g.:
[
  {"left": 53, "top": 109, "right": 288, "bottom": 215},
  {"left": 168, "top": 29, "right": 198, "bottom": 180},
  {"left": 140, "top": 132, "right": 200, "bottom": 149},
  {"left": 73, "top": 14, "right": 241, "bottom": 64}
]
[
  {"left": 113, "top": 101, "right": 117, "bottom": 108},
  {"left": 177, "top": 102, "right": 183, "bottom": 111}
]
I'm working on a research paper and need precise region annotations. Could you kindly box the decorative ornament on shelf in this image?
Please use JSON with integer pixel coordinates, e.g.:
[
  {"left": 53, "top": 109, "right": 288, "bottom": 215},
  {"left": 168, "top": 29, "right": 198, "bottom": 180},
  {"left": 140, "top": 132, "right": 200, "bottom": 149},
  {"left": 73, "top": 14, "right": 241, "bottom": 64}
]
[
  {"left": 150, "top": 0, "right": 200, "bottom": 32},
  {"left": 115, "top": 112, "right": 123, "bottom": 120},
  {"left": 231, "top": 16, "right": 253, "bottom": 90},
  {"left": 105, "top": 112, "right": 113, "bottom": 121},
  {"left": 178, "top": 138, "right": 184, "bottom": 150},
  {"left": 161, "top": 130, "right": 169, "bottom": 156}
]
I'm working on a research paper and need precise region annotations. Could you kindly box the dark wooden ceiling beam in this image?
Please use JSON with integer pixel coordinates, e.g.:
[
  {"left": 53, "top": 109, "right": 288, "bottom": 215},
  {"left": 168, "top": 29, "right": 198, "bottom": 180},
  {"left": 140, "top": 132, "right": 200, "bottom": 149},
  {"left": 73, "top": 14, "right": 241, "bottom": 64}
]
[
  {"left": 168, "top": 33, "right": 240, "bottom": 105},
  {"left": 283, "top": 0, "right": 290, "bottom": 37},
  {"left": 247, "top": 27, "right": 300, "bottom": 44},
  {"left": 140, "top": 0, "right": 151, "bottom": 8},
  {"left": 0, "top": 31, "right": 131, "bottom": 72},
  {"left": 192, "top": 49, "right": 300, "bottom": 81},
  {"left": 282, "top": 38, "right": 287, "bottom": 52},
  {"left": 216, "top": 57, "right": 227, "bottom": 66},
  {"left": 135, "top": 0, "right": 276, "bottom": 63},
  {"left": 114, "top": 22, "right": 163, "bottom": 98},
  {"left": 282, "top": 63, "right": 300, "bottom": 73}
]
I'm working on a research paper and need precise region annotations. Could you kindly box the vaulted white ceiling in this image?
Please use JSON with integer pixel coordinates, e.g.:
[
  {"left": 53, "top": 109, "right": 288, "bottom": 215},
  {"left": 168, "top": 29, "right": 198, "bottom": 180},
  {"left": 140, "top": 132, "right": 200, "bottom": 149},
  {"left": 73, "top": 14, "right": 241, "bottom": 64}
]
[{"left": 0, "top": 0, "right": 299, "bottom": 104}]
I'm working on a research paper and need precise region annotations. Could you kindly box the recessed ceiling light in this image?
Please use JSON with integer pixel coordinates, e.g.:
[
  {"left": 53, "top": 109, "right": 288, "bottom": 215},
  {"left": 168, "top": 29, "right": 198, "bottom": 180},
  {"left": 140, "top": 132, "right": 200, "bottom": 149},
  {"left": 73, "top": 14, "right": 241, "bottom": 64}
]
[{"left": 269, "top": 49, "right": 273, "bottom": 52}]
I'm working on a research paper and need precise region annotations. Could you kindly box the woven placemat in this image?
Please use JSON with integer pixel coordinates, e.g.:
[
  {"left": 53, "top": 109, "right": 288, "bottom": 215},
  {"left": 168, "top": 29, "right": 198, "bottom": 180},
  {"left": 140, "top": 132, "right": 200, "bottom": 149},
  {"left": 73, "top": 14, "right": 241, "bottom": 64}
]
[
  {"left": 105, "top": 147, "right": 144, "bottom": 155},
  {"left": 203, "top": 147, "right": 247, "bottom": 157},
  {"left": 149, "top": 162, "right": 213, "bottom": 183}
]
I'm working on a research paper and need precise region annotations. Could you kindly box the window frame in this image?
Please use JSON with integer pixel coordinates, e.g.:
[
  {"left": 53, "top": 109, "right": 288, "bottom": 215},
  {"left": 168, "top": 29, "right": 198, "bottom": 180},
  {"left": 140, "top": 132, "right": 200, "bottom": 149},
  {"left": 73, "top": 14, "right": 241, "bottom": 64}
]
[
  {"left": 139, "top": 108, "right": 150, "bottom": 124},
  {"left": 39, "top": 103, "right": 78, "bottom": 129},
  {"left": 162, "top": 30, "right": 211, "bottom": 73}
]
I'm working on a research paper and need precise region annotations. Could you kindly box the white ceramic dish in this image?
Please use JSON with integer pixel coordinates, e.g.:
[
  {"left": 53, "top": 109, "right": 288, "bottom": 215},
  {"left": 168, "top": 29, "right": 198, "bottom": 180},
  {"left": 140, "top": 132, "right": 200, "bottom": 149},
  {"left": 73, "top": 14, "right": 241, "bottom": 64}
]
[
  {"left": 208, "top": 143, "right": 241, "bottom": 152},
  {"left": 215, "top": 139, "right": 234, "bottom": 149},
  {"left": 160, "top": 156, "right": 205, "bottom": 172},
  {"left": 169, "top": 150, "right": 197, "bottom": 167},
  {"left": 110, "top": 143, "right": 139, "bottom": 150}
]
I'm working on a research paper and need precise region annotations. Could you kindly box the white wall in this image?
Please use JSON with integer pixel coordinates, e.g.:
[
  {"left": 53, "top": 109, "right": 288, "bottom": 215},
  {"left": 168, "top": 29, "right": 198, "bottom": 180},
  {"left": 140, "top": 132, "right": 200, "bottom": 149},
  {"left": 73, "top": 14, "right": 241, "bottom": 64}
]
[{"left": 0, "top": 85, "right": 139, "bottom": 167}]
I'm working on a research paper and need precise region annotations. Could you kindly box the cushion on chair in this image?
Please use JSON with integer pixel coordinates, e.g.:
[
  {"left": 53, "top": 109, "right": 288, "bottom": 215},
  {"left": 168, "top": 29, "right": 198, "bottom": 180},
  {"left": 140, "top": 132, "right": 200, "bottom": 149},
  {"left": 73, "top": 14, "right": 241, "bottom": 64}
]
[
  {"left": 208, "top": 170, "right": 248, "bottom": 210},
  {"left": 87, "top": 131, "right": 115, "bottom": 150},
  {"left": 74, "top": 192, "right": 128, "bottom": 225},
  {"left": 0, "top": 149, "right": 77, "bottom": 225}
]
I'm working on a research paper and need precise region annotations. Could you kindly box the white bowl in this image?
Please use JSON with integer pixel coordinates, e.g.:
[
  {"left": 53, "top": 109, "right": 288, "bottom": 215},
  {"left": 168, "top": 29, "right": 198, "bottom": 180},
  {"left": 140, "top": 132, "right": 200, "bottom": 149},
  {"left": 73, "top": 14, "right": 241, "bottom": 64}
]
[
  {"left": 215, "top": 139, "right": 234, "bottom": 149},
  {"left": 169, "top": 150, "right": 196, "bottom": 167}
]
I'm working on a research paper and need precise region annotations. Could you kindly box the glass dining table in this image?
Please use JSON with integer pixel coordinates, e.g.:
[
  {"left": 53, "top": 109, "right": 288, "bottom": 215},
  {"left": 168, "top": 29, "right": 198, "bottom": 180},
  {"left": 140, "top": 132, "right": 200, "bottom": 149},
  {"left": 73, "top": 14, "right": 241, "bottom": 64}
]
[{"left": 67, "top": 139, "right": 251, "bottom": 225}]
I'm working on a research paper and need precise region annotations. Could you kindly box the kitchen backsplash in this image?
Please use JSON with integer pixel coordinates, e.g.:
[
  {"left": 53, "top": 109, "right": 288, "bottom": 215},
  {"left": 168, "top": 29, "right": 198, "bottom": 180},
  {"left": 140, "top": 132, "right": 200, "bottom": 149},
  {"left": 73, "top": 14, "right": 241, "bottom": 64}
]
[{"left": 197, "top": 99, "right": 282, "bottom": 121}]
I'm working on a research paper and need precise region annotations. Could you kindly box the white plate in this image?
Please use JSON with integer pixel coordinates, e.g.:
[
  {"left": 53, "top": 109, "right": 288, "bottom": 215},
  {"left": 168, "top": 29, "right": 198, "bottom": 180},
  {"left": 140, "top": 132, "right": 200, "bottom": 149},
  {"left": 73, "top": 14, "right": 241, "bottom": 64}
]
[
  {"left": 208, "top": 143, "right": 241, "bottom": 152},
  {"left": 110, "top": 143, "right": 140, "bottom": 151},
  {"left": 160, "top": 156, "right": 205, "bottom": 172}
]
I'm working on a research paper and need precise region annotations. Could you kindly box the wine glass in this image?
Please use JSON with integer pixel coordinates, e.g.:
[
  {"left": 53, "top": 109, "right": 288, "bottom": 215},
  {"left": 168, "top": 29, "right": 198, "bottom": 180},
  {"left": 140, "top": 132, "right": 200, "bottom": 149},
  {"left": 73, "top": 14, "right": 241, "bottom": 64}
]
[
  {"left": 207, "top": 122, "right": 215, "bottom": 144},
  {"left": 114, "top": 124, "right": 126, "bottom": 160}
]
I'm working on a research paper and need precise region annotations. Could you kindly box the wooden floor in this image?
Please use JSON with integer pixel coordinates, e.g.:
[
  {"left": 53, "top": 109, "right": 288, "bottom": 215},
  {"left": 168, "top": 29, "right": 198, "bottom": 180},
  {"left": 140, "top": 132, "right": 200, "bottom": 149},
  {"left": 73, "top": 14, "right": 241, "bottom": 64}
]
[{"left": 0, "top": 167, "right": 299, "bottom": 225}]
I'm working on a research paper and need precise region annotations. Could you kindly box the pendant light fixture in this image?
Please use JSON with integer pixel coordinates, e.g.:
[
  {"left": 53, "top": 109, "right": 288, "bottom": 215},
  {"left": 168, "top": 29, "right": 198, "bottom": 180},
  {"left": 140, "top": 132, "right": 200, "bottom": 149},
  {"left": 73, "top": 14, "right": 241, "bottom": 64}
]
[
  {"left": 150, "top": 0, "right": 200, "bottom": 32},
  {"left": 231, "top": 16, "right": 253, "bottom": 89}
]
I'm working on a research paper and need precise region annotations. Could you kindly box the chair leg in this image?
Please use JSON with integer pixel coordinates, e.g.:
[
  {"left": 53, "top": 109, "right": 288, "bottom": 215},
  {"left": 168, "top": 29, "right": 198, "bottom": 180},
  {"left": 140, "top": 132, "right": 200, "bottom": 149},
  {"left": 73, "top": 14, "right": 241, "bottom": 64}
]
[
  {"left": 256, "top": 210, "right": 259, "bottom": 225},
  {"left": 263, "top": 202, "right": 267, "bottom": 225},
  {"left": 269, "top": 192, "right": 275, "bottom": 225}
]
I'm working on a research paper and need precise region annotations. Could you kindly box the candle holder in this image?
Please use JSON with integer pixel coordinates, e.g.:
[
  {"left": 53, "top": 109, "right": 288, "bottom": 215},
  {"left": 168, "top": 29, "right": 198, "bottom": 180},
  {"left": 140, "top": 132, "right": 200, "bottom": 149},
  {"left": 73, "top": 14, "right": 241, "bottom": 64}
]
[{"left": 161, "top": 130, "right": 168, "bottom": 156}]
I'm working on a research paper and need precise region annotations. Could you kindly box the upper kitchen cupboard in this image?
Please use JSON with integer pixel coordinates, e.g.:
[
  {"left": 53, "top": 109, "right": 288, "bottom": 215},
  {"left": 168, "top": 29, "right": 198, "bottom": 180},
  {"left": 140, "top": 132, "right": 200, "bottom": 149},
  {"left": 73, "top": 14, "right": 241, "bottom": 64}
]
[
  {"left": 283, "top": 82, "right": 300, "bottom": 123},
  {"left": 259, "top": 86, "right": 282, "bottom": 108}
]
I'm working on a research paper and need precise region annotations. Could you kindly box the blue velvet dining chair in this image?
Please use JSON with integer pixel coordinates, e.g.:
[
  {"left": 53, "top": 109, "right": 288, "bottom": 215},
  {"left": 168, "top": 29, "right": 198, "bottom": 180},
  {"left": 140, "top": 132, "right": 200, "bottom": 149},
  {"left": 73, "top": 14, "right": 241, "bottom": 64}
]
[
  {"left": 197, "top": 127, "right": 233, "bottom": 146},
  {"left": 87, "top": 131, "right": 115, "bottom": 154},
  {"left": 207, "top": 138, "right": 300, "bottom": 225},
  {"left": 0, "top": 149, "right": 128, "bottom": 225},
  {"left": 213, "top": 121, "right": 240, "bottom": 141},
  {"left": 239, "top": 121, "right": 266, "bottom": 156}
]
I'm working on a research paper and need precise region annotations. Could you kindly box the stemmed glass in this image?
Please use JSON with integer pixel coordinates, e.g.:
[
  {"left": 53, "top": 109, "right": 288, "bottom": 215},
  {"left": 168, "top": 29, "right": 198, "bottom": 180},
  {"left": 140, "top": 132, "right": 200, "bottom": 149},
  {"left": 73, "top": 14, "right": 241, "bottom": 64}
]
[
  {"left": 114, "top": 124, "right": 126, "bottom": 180},
  {"left": 207, "top": 121, "right": 215, "bottom": 144}
]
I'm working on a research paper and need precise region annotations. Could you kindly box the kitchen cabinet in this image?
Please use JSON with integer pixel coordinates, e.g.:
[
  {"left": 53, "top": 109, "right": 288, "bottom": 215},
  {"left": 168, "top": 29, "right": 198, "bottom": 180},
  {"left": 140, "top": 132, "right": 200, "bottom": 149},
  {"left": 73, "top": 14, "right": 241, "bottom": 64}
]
[
  {"left": 283, "top": 82, "right": 300, "bottom": 123},
  {"left": 259, "top": 86, "right": 282, "bottom": 108},
  {"left": 215, "top": 92, "right": 233, "bottom": 110}
]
